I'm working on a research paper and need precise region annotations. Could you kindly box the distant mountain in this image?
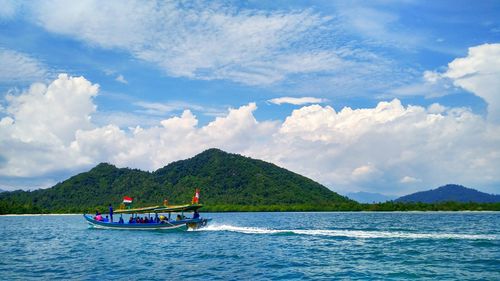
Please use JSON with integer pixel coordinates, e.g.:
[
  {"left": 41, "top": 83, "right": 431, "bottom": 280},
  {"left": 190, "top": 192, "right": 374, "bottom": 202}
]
[
  {"left": 346, "top": 192, "right": 396, "bottom": 203},
  {"left": 0, "top": 188, "right": 5, "bottom": 193},
  {"left": 0, "top": 148, "right": 352, "bottom": 213},
  {"left": 396, "top": 184, "right": 500, "bottom": 203}
]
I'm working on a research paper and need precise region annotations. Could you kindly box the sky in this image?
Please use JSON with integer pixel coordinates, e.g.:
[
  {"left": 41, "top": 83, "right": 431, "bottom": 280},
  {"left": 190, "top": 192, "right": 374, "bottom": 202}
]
[{"left": 0, "top": 0, "right": 499, "bottom": 196}]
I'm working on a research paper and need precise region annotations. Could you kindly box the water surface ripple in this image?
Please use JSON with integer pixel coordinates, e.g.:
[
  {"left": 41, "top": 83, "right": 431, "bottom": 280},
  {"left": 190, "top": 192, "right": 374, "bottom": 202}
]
[{"left": 0, "top": 212, "right": 498, "bottom": 280}]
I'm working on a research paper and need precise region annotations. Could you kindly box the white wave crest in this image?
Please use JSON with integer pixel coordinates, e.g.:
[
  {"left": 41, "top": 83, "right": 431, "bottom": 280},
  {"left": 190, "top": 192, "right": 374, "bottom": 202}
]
[{"left": 199, "top": 224, "right": 498, "bottom": 240}]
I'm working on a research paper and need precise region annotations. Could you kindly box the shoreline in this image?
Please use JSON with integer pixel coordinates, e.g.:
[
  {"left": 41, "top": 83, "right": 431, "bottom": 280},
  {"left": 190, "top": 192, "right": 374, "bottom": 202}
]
[
  {"left": 1, "top": 210, "right": 499, "bottom": 216},
  {"left": 0, "top": 213, "right": 82, "bottom": 216}
]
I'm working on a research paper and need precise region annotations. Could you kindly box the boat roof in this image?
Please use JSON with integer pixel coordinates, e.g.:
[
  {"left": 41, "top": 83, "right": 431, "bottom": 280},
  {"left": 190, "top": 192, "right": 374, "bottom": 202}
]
[{"left": 114, "top": 204, "right": 203, "bottom": 214}]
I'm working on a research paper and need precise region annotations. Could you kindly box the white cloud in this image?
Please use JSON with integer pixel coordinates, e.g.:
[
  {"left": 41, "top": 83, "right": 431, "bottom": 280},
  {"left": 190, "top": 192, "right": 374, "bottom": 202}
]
[
  {"left": 8, "top": 0, "right": 411, "bottom": 93},
  {"left": 0, "top": 0, "right": 19, "bottom": 20},
  {"left": 0, "top": 48, "right": 48, "bottom": 83},
  {"left": 134, "top": 101, "right": 179, "bottom": 115},
  {"left": 400, "top": 176, "right": 421, "bottom": 184},
  {"left": 0, "top": 74, "right": 98, "bottom": 176},
  {"left": 334, "top": 3, "right": 424, "bottom": 49},
  {"left": 3, "top": 74, "right": 98, "bottom": 144},
  {"left": 2, "top": 75, "right": 500, "bottom": 195},
  {"left": 115, "top": 74, "right": 128, "bottom": 84},
  {"left": 22, "top": 1, "right": 342, "bottom": 86},
  {"left": 427, "top": 103, "right": 446, "bottom": 114},
  {"left": 442, "top": 43, "right": 500, "bottom": 122},
  {"left": 351, "top": 164, "right": 380, "bottom": 182},
  {"left": 133, "top": 101, "right": 225, "bottom": 117},
  {"left": 91, "top": 111, "right": 163, "bottom": 128},
  {"left": 266, "top": 99, "right": 500, "bottom": 194},
  {"left": 268, "top": 96, "right": 327, "bottom": 105},
  {"left": 423, "top": 70, "right": 441, "bottom": 84},
  {"left": 423, "top": 43, "right": 500, "bottom": 122}
]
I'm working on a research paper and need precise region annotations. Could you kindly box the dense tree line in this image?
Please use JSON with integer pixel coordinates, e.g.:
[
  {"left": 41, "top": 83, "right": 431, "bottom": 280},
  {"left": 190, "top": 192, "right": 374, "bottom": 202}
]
[
  {"left": 1, "top": 199, "right": 498, "bottom": 214},
  {"left": 1, "top": 149, "right": 498, "bottom": 214},
  {"left": 196, "top": 202, "right": 500, "bottom": 212},
  {"left": 0, "top": 149, "right": 352, "bottom": 214}
]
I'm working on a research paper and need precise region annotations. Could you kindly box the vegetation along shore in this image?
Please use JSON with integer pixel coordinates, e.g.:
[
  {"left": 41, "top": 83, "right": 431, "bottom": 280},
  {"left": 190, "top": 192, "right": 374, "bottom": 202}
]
[{"left": 1, "top": 149, "right": 498, "bottom": 214}]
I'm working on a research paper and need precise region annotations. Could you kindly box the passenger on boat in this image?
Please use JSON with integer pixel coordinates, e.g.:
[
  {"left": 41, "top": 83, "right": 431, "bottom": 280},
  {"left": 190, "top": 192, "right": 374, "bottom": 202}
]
[
  {"left": 176, "top": 214, "right": 182, "bottom": 221},
  {"left": 103, "top": 215, "right": 109, "bottom": 222},
  {"left": 95, "top": 213, "right": 103, "bottom": 221},
  {"left": 155, "top": 214, "right": 160, "bottom": 223},
  {"left": 144, "top": 217, "right": 149, "bottom": 223},
  {"left": 193, "top": 210, "right": 200, "bottom": 219},
  {"left": 118, "top": 215, "right": 124, "bottom": 224},
  {"left": 129, "top": 216, "right": 134, "bottom": 224},
  {"left": 159, "top": 215, "right": 166, "bottom": 223},
  {"left": 109, "top": 204, "right": 114, "bottom": 222}
]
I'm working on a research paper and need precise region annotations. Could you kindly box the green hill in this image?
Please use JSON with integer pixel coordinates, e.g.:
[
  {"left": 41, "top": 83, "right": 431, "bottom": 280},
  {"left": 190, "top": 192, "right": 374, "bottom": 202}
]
[{"left": 0, "top": 149, "right": 352, "bottom": 214}]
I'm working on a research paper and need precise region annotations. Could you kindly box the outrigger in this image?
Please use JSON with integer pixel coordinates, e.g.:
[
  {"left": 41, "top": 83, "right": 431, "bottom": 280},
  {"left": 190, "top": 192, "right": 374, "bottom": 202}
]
[{"left": 83, "top": 190, "right": 211, "bottom": 231}]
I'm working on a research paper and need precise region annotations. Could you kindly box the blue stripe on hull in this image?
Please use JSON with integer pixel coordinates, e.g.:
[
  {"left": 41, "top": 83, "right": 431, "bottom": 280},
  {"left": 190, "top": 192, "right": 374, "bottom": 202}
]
[{"left": 83, "top": 215, "right": 189, "bottom": 231}]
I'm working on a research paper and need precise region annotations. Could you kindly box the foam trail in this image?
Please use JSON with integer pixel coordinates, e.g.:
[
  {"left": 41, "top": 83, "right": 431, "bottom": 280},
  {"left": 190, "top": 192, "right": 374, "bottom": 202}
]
[{"left": 199, "top": 224, "right": 498, "bottom": 240}]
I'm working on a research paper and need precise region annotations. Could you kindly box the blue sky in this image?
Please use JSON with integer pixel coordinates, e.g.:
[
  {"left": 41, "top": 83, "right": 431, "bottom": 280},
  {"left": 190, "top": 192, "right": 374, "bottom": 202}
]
[{"left": 0, "top": 0, "right": 499, "bottom": 195}]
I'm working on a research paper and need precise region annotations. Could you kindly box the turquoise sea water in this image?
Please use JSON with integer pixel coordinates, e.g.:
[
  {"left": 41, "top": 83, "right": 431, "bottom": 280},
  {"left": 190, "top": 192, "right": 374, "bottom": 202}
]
[{"left": 0, "top": 212, "right": 499, "bottom": 280}]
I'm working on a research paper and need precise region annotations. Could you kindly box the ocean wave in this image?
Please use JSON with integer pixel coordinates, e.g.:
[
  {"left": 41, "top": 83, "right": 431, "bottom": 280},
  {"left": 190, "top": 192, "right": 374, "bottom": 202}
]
[{"left": 199, "top": 224, "right": 498, "bottom": 240}]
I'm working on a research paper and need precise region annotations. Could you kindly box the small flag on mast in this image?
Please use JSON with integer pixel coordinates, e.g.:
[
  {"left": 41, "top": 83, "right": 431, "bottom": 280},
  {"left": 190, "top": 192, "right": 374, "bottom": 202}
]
[
  {"left": 192, "top": 188, "right": 200, "bottom": 204},
  {"left": 123, "top": 196, "right": 133, "bottom": 204}
]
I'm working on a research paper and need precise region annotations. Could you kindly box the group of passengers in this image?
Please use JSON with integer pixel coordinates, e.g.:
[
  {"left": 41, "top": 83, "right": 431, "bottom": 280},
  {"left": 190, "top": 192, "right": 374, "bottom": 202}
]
[
  {"left": 93, "top": 205, "right": 200, "bottom": 224},
  {"left": 93, "top": 212, "right": 125, "bottom": 223},
  {"left": 128, "top": 215, "right": 161, "bottom": 224}
]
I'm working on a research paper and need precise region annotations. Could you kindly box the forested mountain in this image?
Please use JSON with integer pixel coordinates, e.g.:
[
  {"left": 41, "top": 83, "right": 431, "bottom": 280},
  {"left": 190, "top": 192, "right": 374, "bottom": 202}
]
[
  {"left": 2, "top": 151, "right": 499, "bottom": 214},
  {"left": 0, "top": 149, "right": 352, "bottom": 213},
  {"left": 395, "top": 184, "right": 500, "bottom": 203}
]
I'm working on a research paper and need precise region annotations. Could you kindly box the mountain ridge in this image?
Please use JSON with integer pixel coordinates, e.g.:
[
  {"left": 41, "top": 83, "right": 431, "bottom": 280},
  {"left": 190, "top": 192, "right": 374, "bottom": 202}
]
[
  {"left": 395, "top": 184, "right": 500, "bottom": 203},
  {"left": 0, "top": 148, "right": 352, "bottom": 213}
]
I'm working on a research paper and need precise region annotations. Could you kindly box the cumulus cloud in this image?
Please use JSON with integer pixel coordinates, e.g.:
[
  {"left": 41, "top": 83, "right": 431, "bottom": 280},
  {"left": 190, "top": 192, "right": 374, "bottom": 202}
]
[
  {"left": 264, "top": 99, "right": 500, "bottom": 194},
  {"left": 0, "top": 74, "right": 98, "bottom": 176},
  {"left": 351, "top": 164, "right": 380, "bottom": 182},
  {"left": 400, "top": 176, "right": 421, "bottom": 184},
  {"left": 2, "top": 75, "right": 500, "bottom": 195},
  {"left": 425, "top": 43, "right": 500, "bottom": 122},
  {"left": 268, "top": 96, "right": 327, "bottom": 105},
  {"left": 0, "top": 48, "right": 48, "bottom": 83},
  {"left": 443, "top": 43, "right": 500, "bottom": 122},
  {"left": 3, "top": 74, "right": 98, "bottom": 144},
  {"left": 427, "top": 103, "right": 446, "bottom": 114}
]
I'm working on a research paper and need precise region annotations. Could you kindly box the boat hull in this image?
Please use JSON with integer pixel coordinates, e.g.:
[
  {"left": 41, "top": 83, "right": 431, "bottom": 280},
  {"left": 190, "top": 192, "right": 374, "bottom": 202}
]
[{"left": 83, "top": 215, "right": 209, "bottom": 231}]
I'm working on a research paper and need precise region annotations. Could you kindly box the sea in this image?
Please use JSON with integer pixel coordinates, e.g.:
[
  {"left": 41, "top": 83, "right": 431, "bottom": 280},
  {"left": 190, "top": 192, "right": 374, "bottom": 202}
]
[{"left": 0, "top": 212, "right": 498, "bottom": 280}]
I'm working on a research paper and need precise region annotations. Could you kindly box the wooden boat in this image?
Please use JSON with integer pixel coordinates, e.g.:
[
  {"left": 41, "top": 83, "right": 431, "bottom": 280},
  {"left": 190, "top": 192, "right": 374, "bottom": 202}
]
[{"left": 84, "top": 203, "right": 211, "bottom": 231}]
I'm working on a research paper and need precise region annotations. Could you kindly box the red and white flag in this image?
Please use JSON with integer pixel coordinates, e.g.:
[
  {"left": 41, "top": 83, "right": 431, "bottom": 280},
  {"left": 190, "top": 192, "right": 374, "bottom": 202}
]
[
  {"left": 123, "top": 196, "right": 133, "bottom": 204},
  {"left": 192, "top": 189, "right": 200, "bottom": 204}
]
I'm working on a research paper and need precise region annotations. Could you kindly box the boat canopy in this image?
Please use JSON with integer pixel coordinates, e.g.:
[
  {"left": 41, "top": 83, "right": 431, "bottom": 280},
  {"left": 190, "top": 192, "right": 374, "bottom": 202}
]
[{"left": 114, "top": 204, "right": 203, "bottom": 214}]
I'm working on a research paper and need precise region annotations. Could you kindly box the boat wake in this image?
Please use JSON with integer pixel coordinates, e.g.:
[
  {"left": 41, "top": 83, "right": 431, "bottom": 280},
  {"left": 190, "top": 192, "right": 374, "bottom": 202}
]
[{"left": 198, "top": 224, "right": 498, "bottom": 240}]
